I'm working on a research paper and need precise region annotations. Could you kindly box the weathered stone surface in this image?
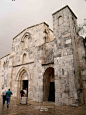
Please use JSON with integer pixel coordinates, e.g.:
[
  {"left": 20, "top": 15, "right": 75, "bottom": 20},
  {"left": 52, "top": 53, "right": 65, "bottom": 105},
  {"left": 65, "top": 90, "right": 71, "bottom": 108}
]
[{"left": 0, "top": 5, "right": 86, "bottom": 106}]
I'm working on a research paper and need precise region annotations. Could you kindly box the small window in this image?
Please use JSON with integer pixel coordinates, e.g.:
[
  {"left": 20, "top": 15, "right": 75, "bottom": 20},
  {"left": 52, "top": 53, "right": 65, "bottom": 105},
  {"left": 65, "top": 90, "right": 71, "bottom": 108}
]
[
  {"left": 22, "top": 53, "right": 26, "bottom": 64},
  {"left": 21, "top": 32, "right": 31, "bottom": 50},
  {"left": 72, "top": 18, "right": 76, "bottom": 32},
  {"left": 62, "top": 69, "right": 64, "bottom": 75},
  {"left": 3, "top": 62, "right": 6, "bottom": 69},
  {"left": 72, "top": 18, "right": 75, "bottom": 26},
  {"left": 58, "top": 16, "right": 63, "bottom": 25},
  {"left": 5, "top": 61, "right": 8, "bottom": 68},
  {"left": 22, "top": 36, "right": 28, "bottom": 49}
]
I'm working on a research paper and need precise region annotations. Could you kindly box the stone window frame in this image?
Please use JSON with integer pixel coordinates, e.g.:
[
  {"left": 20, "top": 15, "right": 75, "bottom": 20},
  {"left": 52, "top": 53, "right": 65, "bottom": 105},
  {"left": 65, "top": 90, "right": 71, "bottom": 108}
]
[
  {"left": 72, "top": 18, "right": 75, "bottom": 26},
  {"left": 58, "top": 15, "right": 63, "bottom": 26},
  {"left": 72, "top": 17, "right": 76, "bottom": 33},
  {"left": 22, "top": 53, "right": 27, "bottom": 64},
  {"left": 43, "top": 27, "right": 50, "bottom": 43},
  {"left": 5, "top": 61, "right": 8, "bottom": 68},
  {"left": 62, "top": 68, "right": 64, "bottom": 75},
  {"left": 3, "top": 60, "right": 8, "bottom": 69},
  {"left": 21, "top": 32, "right": 31, "bottom": 50},
  {"left": 3, "top": 62, "right": 6, "bottom": 69}
]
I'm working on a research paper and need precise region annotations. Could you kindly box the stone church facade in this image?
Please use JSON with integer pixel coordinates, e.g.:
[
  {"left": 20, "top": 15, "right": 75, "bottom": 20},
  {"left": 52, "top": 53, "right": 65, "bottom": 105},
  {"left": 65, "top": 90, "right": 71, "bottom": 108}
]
[{"left": 0, "top": 5, "right": 86, "bottom": 106}]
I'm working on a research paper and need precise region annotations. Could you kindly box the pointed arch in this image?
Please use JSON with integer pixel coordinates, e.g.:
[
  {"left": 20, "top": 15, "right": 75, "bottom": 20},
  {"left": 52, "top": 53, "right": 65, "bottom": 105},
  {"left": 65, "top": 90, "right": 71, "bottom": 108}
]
[
  {"left": 16, "top": 67, "right": 30, "bottom": 99},
  {"left": 21, "top": 32, "right": 31, "bottom": 42},
  {"left": 16, "top": 67, "right": 30, "bottom": 81},
  {"left": 58, "top": 16, "right": 63, "bottom": 25},
  {"left": 22, "top": 53, "right": 27, "bottom": 64},
  {"left": 21, "top": 32, "right": 31, "bottom": 49},
  {"left": 3, "top": 62, "right": 6, "bottom": 69},
  {"left": 43, "top": 67, "right": 55, "bottom": 102}
]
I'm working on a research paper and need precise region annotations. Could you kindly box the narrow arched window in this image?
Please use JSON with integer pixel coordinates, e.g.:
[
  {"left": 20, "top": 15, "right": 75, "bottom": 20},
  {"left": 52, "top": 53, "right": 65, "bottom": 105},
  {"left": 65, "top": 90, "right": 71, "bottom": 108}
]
[
  {"left": 21, "top": 32, "right": 31, "bottom": 50},
  {"left": 22, "top": 53, "right": 26, "bottom": 64},
  {"left": 5, "top": 61, "right": 8, "bottom": 68},
  {"left": 62, "top": 69, "right": 64, "bottom": 75},
  {"left": 72, "top": 18, "right": 76, "bottom": 32},
  {"left": 58, "top": 16, "right": 63, "bottom": 25},
  {"left": 3, "top": 62, "right": 6, "bottom": 69},
  {"left": 22, "top": 35, "right": 28, "bottom": 49},
  {"left": 72, "top": 18, "right": 75, "bottom": 26}
]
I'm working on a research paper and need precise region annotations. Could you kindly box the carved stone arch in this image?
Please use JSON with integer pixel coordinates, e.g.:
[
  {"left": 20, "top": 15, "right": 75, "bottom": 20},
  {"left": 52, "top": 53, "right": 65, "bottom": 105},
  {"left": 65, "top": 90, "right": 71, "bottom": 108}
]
[
  {"left": 16, "top": 67, "right": 30, "bottom": 81},
  {"left": 22, "top": 53, "right": 27, "bottom": 64},
  {"left": 21, "top": 32, "right": 31, "bottom": 42},
  {"left": 21, "top": 32, "right": 31, "bottom": 49},
  {"left": 58, "top": 15, "right": 63, "bottom": 25},
  {"left": 16, "top": 67, "right": 30, "bottom": 99},
  {"left": 3, "top": 62, "right": 6, "bottom": 69},
  {"left": 43, "top": 67, "right": 55, "bottom": 102}
]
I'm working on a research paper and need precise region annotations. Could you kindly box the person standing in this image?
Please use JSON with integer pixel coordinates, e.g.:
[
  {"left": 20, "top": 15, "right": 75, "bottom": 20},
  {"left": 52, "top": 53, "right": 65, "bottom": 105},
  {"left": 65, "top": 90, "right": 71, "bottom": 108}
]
[
  {"left": 20, "top": 89, "right": 25, "bottom": 104},
  {"left": 20, "top": 89, "right": 25, "bottom": 97},
  {"left": 23, "top": 88, "right": 27, "bottom": 97},
  {"left": 6, "top": 89, "right": 13, "bottom": 108},
  {"left": 2, "top": 90, "right": 6, "bottom": 105}
]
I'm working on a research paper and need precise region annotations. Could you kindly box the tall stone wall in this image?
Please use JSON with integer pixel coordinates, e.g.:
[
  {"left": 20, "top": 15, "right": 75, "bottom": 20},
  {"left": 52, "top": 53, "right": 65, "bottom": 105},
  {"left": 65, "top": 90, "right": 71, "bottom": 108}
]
[
  {"left": 77, "top": 37, "right": 86, "bottom": 104},
  {"left": 11, "top": 23, "right": 46, "bottom": 66},
  {"left": 10, "top": 22, "right": 54, "bottom": 102},
  {"left": 11, "top": 23, "right": 46, "bottom": 100},
  {"left": 0, "top": 54, "right": 12, "bottom": 94},
  {"left": 32, "top": 23, "right": 54, "bottom": 102},
  {"left": 53, "top": 6, "right": 78, "bottom": 106},
  {"left": 0, "top": 5, "right": 85, "bottom": 106}
]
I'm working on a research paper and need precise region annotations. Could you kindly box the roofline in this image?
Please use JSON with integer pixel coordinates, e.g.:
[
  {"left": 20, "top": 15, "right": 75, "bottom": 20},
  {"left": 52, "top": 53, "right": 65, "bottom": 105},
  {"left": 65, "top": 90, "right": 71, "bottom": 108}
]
[
  {"left": 13, "top": 22, "right": 49, "bottom": 40},
  {"left": 52, "top": 5, "right": 77, "bottom": 19},
  {"left": 0, "top": 54, "right": 10, "bottom": 60},
  {"left": 49, "top": 28, "right": 53, "bottom": 32}
]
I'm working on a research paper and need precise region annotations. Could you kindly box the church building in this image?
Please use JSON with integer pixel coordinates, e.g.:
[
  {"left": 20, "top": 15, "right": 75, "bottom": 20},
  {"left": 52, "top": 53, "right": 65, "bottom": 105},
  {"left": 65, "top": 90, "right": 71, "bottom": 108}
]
[{"left": 0, "top": 5, "right": 86, "bottom": 106}]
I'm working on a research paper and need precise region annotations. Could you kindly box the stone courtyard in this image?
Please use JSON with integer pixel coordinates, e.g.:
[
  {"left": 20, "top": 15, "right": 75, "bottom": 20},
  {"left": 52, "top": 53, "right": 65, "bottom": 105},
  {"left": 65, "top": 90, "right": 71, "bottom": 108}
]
[{"left": 0, "top": 96, "right": 86, "bottom": 115}]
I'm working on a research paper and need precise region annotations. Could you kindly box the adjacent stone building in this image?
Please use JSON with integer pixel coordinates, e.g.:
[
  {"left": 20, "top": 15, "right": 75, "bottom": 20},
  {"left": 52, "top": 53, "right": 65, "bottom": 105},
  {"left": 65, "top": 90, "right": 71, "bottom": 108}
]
[{"left": 0, "top": 5, "right": 86, "bottom": 106}]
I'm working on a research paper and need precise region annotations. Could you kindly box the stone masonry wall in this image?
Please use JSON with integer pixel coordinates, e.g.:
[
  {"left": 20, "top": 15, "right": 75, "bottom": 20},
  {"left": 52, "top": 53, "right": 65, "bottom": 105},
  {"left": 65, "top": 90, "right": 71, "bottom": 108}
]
[
  {"left": 77, "top": 37, "right": 86, "bottom": 104},
  {"left": 0, "top": 54, "right": 12, "bottom": 94},
  {"left": 53, "top": 6, "right": 78, "bottom": 106},
  {"left": 11, "top": 23, "right": 46, "bottom": 100},
  {"left": 0, "top": 5, "right": 85, "bottom": 106}
]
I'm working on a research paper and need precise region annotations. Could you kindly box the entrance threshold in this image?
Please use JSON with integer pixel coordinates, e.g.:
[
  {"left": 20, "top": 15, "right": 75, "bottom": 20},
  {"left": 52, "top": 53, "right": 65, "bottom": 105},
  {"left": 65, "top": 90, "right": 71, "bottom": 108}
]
[{"left": 43, "top": 101, "right": 55, "bottom": 105}]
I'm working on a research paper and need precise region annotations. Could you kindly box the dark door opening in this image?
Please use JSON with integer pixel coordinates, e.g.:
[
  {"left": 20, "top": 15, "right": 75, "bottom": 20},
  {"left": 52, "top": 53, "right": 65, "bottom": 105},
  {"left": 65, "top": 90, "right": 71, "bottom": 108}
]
[
  {"left": 23, "top": 80, "right": 28, "bottom": 97},
  {"left": 48, "top": 82, "right": 55, "bottom": 102}
]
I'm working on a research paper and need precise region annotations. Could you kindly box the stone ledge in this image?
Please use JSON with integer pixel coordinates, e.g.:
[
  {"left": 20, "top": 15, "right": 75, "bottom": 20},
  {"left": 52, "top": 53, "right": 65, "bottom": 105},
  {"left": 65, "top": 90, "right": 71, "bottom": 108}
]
[
  {"left": 13, "top": 61, "right": 34, "bottom": 67},
  {"left": 42, "top": 62, "right": 54, "bottom": 66}
]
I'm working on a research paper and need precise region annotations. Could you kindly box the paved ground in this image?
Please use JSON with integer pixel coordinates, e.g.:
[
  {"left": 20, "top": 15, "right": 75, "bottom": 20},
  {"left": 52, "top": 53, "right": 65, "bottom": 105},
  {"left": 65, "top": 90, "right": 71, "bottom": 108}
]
[{"left": 0, "top": 96, "right": 86, "bottom": 115}]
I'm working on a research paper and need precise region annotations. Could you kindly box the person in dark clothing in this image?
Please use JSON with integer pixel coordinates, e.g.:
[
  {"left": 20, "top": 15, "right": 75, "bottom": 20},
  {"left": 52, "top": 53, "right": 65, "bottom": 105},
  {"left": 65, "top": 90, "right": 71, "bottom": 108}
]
[
  {"left": 6, "top": 89, "right": 13, "bottom": 108},
  {"left": 20, "top": 89, "right": 25, "bottom": 104},
  {"left": 2, "top": 90, "right": 6, "bottom": 105},
  {"left": 20, "top": 89, "right": 25, "bottom": 97}
]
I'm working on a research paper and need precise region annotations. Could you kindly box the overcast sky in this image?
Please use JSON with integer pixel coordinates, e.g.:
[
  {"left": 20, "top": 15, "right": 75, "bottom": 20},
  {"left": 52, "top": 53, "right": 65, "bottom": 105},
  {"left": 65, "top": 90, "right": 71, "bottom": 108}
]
[{"left": 0, "top": 0, "right": 86, "bottom": 58}]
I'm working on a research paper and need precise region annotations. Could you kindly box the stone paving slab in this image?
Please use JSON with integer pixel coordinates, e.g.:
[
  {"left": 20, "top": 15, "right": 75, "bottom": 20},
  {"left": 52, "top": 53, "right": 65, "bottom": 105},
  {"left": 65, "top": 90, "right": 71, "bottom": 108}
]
[{"left": 0, "top": 97, "right": 86, "bottom": 115}]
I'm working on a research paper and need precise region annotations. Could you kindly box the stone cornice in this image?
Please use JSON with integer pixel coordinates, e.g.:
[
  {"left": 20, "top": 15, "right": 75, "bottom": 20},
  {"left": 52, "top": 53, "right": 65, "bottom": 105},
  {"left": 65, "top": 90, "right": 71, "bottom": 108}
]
[
  {"left": 42, "top": 62, "right": 54, "bottom": 66},
  {"left": 13, "top": 61, "right": 34, "bottom": 67}
]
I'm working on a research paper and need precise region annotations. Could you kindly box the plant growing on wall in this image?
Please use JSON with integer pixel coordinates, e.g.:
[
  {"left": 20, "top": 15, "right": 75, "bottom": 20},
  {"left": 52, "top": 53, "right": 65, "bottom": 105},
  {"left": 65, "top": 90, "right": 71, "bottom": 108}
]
[{"left": 77, "top": 19, "right": 86, "bottom": 38}]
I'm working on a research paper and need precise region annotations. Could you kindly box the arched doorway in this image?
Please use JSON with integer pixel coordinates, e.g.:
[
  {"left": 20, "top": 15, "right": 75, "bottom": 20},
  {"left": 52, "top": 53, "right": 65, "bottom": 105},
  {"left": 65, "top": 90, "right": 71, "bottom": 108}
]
[
  {"left": 17, "top": 68, "right": 29, "bottom": 98},
  {"left": 43, "top": 67, "right": 55, "bottom": 102}
]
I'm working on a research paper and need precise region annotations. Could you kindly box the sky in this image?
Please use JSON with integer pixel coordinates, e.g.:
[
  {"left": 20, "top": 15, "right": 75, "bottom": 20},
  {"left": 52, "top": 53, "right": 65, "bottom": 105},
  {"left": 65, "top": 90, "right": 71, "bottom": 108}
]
[{"left": 0, "top": 0, "right": 86, "bottom": 58}]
